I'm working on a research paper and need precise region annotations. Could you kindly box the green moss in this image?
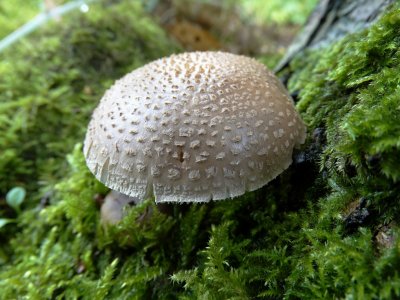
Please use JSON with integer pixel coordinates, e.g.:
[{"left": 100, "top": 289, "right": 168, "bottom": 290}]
[
  {"left": 1, "top": 1, "right": 400, "bottom": 299},
  {"left": 289, "top": 4, "right": 400, "bottom": 215},
  {"left": 282, "top": 3, "right": 400, "bottom": 298}
]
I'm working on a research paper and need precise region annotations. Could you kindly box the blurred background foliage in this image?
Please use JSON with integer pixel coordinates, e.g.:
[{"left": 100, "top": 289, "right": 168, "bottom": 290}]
[{"left": 0, "top": 0, "right": 317, "bottom": 63}]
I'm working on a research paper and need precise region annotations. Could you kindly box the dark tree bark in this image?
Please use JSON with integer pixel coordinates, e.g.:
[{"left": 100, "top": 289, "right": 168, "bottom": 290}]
[{"left": 275, "top": 0, "right": 396, "bottom": 73}]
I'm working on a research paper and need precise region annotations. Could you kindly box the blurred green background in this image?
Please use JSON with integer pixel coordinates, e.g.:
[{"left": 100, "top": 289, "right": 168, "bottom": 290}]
[{"left": 0, "top": 0, "right": 317, "bottom": 60}]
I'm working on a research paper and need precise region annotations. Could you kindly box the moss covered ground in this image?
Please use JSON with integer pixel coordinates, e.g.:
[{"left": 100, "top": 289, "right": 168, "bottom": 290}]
[{"left": 0, "top": 1, "right": 400, "bottom": 299}]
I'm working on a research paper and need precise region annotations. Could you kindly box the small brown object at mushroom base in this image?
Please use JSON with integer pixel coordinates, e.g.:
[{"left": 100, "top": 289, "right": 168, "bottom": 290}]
[{"left": 84, "top": 51, "right": 306, "bottom": 205}]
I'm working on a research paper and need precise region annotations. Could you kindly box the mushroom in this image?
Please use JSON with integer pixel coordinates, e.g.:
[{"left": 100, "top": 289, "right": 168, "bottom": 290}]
[{"left": 84, "top": 51, "right": 306, "bottom": 207}]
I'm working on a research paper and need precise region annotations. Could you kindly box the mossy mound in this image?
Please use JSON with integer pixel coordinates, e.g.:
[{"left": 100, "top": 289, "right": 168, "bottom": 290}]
[{"left": 0, "top": 1, "right": 400, "bottom": 299}]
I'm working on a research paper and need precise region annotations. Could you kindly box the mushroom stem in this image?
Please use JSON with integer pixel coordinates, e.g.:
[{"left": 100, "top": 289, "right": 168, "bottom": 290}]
[{"left": 100, "top": 190, "right": 171, "bottom": 224}]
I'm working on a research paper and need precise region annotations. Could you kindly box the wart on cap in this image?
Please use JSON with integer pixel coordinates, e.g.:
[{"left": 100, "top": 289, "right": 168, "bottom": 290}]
[{"left": 84, "top": 51, "right": 306, "bottom": 203}]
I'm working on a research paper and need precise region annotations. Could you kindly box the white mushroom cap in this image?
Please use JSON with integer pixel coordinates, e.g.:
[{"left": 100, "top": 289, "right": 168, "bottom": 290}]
[{"left": 84, "top": 51, "right": 306, "bottom": 203}]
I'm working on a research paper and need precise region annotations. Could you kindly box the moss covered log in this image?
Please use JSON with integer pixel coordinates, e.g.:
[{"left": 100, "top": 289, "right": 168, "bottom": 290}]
[{"left": 0, "top": 1, "right": 400, "bottom": 299}]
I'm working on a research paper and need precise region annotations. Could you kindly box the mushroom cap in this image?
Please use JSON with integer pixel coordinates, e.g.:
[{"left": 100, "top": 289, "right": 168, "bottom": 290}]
[{"left": 84, "top": 51, "right": 306, "bottom": 203}]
